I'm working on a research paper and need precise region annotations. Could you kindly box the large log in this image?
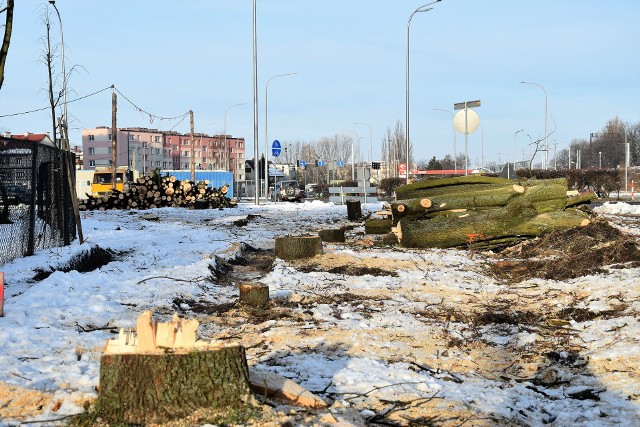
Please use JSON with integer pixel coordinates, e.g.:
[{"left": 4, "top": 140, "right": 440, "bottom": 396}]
[
  {"left": 346, "top": 199, "right": 362, "bottom": 220},
  {"left": 391, "top": 184, "right": 524, "bottom": 222},
  {"left": 364, "top": 218, "right": 393, "bottom": 234},
  {"left": 96, "top": 311, "right": 255, "bottom": 425},
  {"left": 239, "top": 283, "right": 269, "bottom": 308},
  {"left": 394, "top": 175, "right": 513, "bottom": 200},
  {"left": 318, "top": 228, "right": 346, "bottom": 242},
  {"left": 275, "top": 235, "right": 323, "bottom": 260},
  {"left": 396, "top": 201, "right": 590, "bottom": 249}
]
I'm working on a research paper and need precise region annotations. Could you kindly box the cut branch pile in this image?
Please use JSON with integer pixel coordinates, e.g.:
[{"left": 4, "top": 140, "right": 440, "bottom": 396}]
[
  {"left": 368, "top": 176, "right": 596, "bottom": 251},
  {"left": 80, "top": 174, "right": 236, "bottom": 211}
]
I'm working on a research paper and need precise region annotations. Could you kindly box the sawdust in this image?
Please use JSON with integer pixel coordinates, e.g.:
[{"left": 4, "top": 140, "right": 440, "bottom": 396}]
[{"left": 0, "top": 381, "right": 54, "bottom": 420}]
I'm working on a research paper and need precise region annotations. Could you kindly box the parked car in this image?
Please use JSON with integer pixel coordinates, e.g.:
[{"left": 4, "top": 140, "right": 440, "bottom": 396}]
[
  {"left": 0, "top": 184, "right": 30, "bottom": 205},
  {"left": 273, "top": 180, "right": 306, "bottom": 202}
]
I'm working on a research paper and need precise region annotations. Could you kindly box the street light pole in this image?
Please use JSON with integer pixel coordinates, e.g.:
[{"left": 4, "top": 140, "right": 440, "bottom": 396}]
[
  {"left": 353, "top": 122, "right": 373, "bottom": 164},
  {"left": 48, "top": 1, "right": 67, "bottom": 147},
  {"left": 340, "top": 129, "right": 359, "bottom": 181},
  {"left": 224, "top": 102, "right": 247, "bottom": 174},
  {"left": 265, "top": 72, "right": 296, "bottom": 200},
  {"left": 520, "top": 81, "right": 548, "bottom": 170},
  {"left": 513, "top": 128, "right": 524, "bottom": 179},
  {"left": 432, "top": 108, "right": 456, "bottom": 173},
  {"left": 406, "top": 0, "right": 440, "bottom": 185}
]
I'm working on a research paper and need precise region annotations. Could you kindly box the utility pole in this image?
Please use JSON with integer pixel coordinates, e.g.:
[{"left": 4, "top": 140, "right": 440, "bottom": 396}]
[
  {"left": 111, "top": 91, "right": 117, "bottom": 189},
  {"left": 190, "top": 110, "right": 195, "bottom": 181}
]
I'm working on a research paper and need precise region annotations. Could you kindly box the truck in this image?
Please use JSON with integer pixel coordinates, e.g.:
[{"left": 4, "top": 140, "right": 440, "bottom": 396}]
[{"left": 91, "top": 166, "right": 132, "bottom": 196}]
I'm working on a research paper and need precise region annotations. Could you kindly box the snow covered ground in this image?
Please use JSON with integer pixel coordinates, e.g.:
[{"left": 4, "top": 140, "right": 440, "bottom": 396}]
[{"left": 0, "top": 200, "right": 639, "bottom": 426}]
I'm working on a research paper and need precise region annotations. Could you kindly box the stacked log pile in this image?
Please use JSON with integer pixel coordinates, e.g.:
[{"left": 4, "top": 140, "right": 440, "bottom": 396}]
[
  {"left": 368, "top": 176, "right": 596, "bottom": 251},
  {"left": 79, "top": 174, "right": 236, "bottom": 211}
]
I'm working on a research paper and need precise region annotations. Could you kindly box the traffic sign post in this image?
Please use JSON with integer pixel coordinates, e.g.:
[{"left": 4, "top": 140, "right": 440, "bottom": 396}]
[{"left": 271, "top": 139, "right": 282, "bottom": 158}]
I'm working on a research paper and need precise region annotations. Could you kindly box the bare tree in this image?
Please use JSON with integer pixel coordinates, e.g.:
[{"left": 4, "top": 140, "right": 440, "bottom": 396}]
[{"left": 0, "top": 0, "right": 14, "bottom": 90}]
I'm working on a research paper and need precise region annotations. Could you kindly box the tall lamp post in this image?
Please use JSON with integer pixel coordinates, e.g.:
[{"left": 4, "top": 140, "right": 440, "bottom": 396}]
[
  {"left": 520, "top": 81, "right": 547, "bottom": 170},
  {"left": 353, "top": 122, "right": 373, "bottom": 164},
  {"left": 406, "top": 0, "right": 441, "bottom": 184},
  {"left": 432, "top": 108, "right": 456, "bottom": 173},
  {"left": 340, "top": 129, "right": 359, "bottom": 181},
  {"left": 265, "top": 72, "right": 296, "bottom": 199},
  {"left": 224, "top": 102, "right": 247, "bottom": 176},
  {"left": 513, "top": 128, "right": 524, "bottom": 179}
]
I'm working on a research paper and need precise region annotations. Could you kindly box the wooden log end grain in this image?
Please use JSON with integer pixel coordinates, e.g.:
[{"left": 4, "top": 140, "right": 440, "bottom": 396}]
[
  {"left": 274, "top": 235, "right": 323, "bottom": 260},
  {"left": 239, "top": 283, "right": 269, "bottom": 308}
]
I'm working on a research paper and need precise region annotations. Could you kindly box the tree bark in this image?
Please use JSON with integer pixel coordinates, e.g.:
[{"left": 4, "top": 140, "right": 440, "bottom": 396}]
[
  {"left": 364, "top": 218, "right": 392, "bottom": 234},
  {"left": 239, "top": 283, "right": 269, "bottom": 308},
  {"left": 318, "top": 228, "right": 346, "bottom": 242},
  {"left": 394, "top": 175, "right": 513, "bottom": 200},
  {"left": 96, "top": 346, "right": 254, "bottom": 425},
  {"left": 0, "top": 0, "right": 14, "bottom": 90},
  {"left": 346, "top": 199, "right": 362, "bottom": 220},
  {"left": 275, "top": 235, "right": 323, "bottom": 260}
]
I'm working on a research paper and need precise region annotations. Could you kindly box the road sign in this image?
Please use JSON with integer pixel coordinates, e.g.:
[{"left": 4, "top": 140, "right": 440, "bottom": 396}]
[
  {"left": 337, "top": 161, "right": 344, "bottom": 167},
  {"left": 317, "top": 160, "right": 325, "bottom": 167},
  {"left": 454, "top": 99, "right": 481, "bottom": 110},
  {"left": 299, "top": 160, "right": 307, "bottom": 167},
  {"left": 271, "top": 139, "right": 282, "bottom": 157}
]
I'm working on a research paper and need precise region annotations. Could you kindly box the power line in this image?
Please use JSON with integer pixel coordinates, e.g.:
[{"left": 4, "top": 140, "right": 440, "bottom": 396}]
[{"left": 0, "top": 85, "right": 191, "bottom": 131}]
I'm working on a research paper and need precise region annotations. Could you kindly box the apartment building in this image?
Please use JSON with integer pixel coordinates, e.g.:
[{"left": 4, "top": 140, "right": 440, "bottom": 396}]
[{"left": 82, "top": 127, "right": 246, "bottom": 183}]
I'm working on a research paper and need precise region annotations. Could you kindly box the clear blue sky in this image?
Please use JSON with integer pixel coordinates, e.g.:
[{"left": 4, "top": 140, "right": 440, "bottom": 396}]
[{"left": 1, "top": 0, "right": 638, "bottom": 168}]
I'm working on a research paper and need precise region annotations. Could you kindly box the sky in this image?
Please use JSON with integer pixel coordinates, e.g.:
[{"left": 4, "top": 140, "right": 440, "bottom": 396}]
[
  {"left": 0, "top": 0, "right": 639, "bottom": 168},
  {"left": 1, "top": 200, "right": 640, "bottom": 425}
]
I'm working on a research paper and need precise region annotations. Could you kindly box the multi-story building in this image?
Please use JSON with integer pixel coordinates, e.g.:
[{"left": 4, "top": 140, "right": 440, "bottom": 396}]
[{"left": 82, "top": 127, "right": 246, "bottom": 184}]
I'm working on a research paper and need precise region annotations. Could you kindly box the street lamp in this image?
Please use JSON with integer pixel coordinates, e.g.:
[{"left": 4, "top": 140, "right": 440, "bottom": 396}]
[
  {"left": 513, "top": 129, "right": 524, "bottom": 179},
  {"left": 353, "top": 122, "right": 373, "bottom": 164},
  {"left": 48, "top": 1, "right": 67, "bottom": 148},
  {"left": 520, "top": 81, "right": 548, "bottom": 170},
  {"left": 340, "top": 129, "right": 359, "bottom": 180},
  {"left": 265, "top": 72, "right": 297, "bottom": 199},
  {"left": 224, "top": 102, "right": 247, "bottom": 178},
  {"left": 406, "top": 0, "right": 441, "bottom": 184},
  {"left": 432, "top": 108, "right": 456, "bottom": 173}
]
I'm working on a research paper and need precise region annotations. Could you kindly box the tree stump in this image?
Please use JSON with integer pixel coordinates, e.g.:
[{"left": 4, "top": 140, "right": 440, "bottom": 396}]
[
  {"left": 274, "top": 235, "right": 322, "bottom": 260},
  {"left": 318, "top": 228, "right": 345, "bottom": 242},
  {"left": 346, "top": 199, "right": 362, "bottom": 220},
  {"left": 239, "top": 283, "right": 269, "bottom": 308},
  {"left": 96, "top": 311, "right": 255, "bottom": 425},
  {"left": 96, "top": 347, "right": 253, "bottom": 425}
]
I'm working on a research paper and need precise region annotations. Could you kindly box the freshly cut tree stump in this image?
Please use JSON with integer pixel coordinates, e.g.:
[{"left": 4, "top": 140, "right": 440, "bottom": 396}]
[
  {"left": 346, "top": 199, "right": 362, "bottom": 220},
  {"left": 96, "top": 311, "right": 255, "bottom": 425},
  {"left": 318, "top": 228, "right": 346, "bottom": 242},
  {"left": 275, "top": 235, "right": 323, "bottom": 260},
  {"left": 239, "top": 283, "right": 269, "bottom": 308}
]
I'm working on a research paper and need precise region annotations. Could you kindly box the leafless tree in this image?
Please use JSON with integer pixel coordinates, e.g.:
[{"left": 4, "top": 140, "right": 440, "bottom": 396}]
[{"left": 0, "top": 0, "right": 14, "bottom": 90}]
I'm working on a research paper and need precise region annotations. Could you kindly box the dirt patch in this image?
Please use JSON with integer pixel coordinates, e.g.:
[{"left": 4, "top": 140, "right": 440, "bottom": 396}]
[
  {"left": 30, "top": 246, "right": 127, "bottom": 281},
  {"left": 291, "top": 252, "right": 413, "bottom": 276},
  {"left": 491, "top": 220, "right": 640, "bottom": 282}
]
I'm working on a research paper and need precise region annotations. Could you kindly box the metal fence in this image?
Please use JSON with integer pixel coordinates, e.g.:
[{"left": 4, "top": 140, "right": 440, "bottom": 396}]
[{"left": 0, "top": 137, "right": 76, "bottom": 265}]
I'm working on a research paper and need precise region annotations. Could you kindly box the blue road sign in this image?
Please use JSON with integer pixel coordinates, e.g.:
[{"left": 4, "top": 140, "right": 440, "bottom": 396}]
[
  {"left": 317, "top": 160, "right": 325, "bottom": 167},
  {"left": 337, "top": 161, "right": 344, "bottom": 167},
  {"left": 272, "top": 139, "right": 282, "bottom": 157},
  {"left": 299, "top": 160, "right": 307, "bottom": 167}
]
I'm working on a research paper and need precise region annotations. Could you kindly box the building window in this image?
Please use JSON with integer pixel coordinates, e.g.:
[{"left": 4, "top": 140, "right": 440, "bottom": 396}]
[
  {"left": 154, "top": 136, "right": 160, "bottom": 143},
  {"left": 89, "top": 160, "right": 95, "bottom": 167},
  {"left": 108, "top": 134, "right": 112, "bottom": 141},
  {"left": 89, "top": 147, "right": 95, "bottom": 154},
  {"left": 88, "top": 134, "right": 95, "bottom": 141},
  {"left": 163, "top": 162, "right": 167, "bottom": 169},
  {"left": 129, "top": 134, "right": 134, "bottom": 141}
]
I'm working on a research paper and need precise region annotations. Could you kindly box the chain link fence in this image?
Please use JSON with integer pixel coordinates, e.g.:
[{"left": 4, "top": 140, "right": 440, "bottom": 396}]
[{"left": 0, "top": 137, "right": 76, "bottom": 265}]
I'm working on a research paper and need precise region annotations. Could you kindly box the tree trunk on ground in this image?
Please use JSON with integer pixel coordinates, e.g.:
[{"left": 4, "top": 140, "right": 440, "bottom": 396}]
[
  {"left": 239, "top": 283, "right": 269, "bottom": 308},
  {"left": 318, "top": 228, "right": 345, "bottom": 242},
  {"left": 394, "top": 175, "right": 512, "bottom": 200},
  {"left": 346, "top": 199, "right": 362, "bottom": 220},
  {"left": 275, "top": 235, "right": 323, "bottom": 260},
  {"left": 96, "top": 346, "right": 253, "bottom": 425},
  {"left": 364, "top": 218, "right": 392, "bottom": 234},
  {"left": 396, "top": 202, "right": 590, "bottom": 250},
  {"left": 566, "top": 191, "right": 597, "bottom": 208}
]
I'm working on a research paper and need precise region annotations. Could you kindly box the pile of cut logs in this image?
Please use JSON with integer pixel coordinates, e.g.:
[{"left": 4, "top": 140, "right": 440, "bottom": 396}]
[
  {"left": 79, "top": 175, "right": 236, "bottom": 211},
  {"left": 366, "top": 175, "right": 595, "bottom": 251}
]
